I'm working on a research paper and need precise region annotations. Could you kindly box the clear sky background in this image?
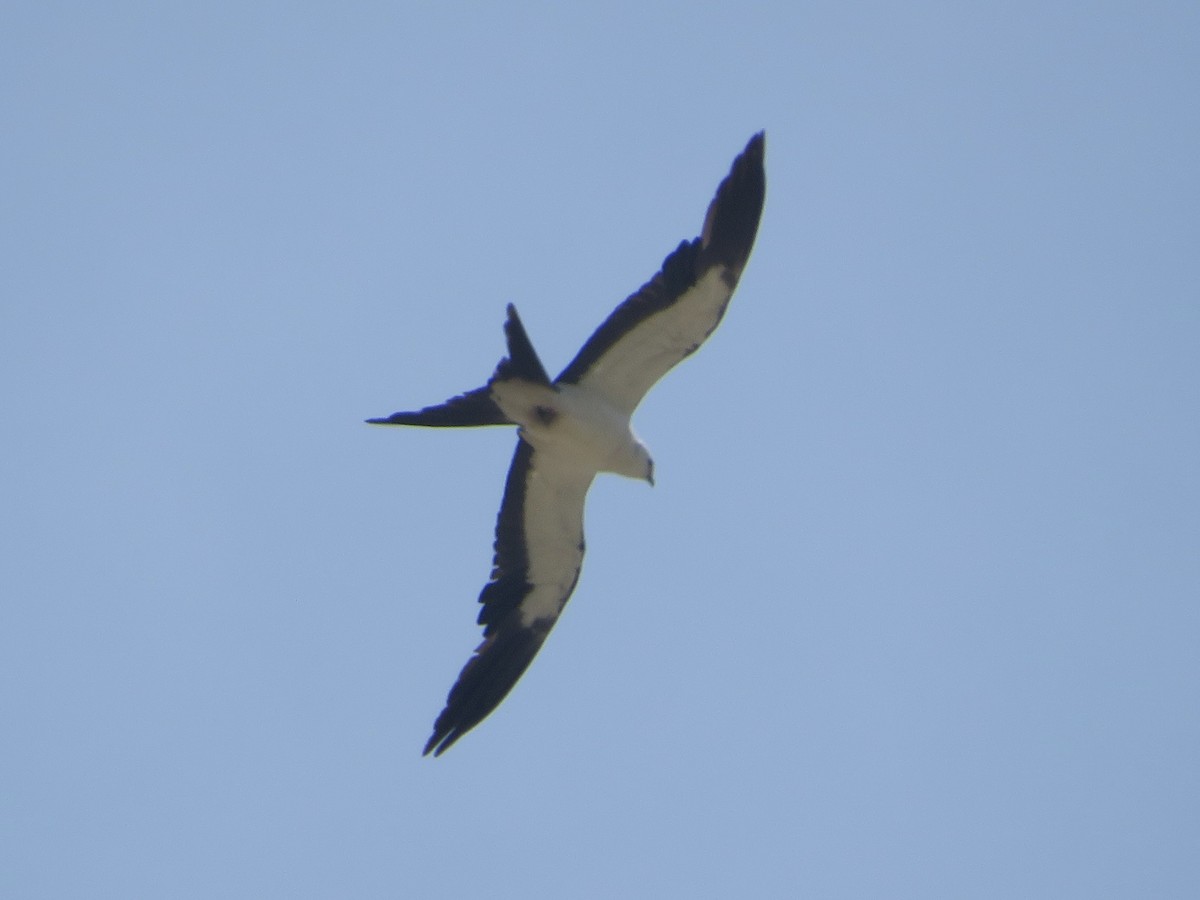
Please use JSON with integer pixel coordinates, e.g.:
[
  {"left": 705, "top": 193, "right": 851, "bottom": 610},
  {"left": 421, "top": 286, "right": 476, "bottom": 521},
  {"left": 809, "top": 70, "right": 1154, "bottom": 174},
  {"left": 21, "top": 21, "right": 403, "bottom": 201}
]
[{"left": 3, "top": 3, "right": 1198, "bottom": 897}]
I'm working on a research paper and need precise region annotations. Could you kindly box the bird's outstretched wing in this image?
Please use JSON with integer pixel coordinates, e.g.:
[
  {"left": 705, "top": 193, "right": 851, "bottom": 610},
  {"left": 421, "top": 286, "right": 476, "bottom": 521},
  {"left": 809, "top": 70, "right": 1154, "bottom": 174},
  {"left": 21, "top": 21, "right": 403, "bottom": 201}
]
[
  {"left": 424, "top": 440, "right": 594, "bottom": 756},
  {"left": 554, "top": 132, "right": 766, "bottom": 414}
]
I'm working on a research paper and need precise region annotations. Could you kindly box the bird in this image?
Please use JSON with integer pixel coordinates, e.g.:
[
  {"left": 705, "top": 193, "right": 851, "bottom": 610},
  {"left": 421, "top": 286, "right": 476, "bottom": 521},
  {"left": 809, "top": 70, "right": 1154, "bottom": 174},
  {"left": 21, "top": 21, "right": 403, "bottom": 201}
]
[{"left": 369, "top": 132, "right": 766, "bottom": 755}]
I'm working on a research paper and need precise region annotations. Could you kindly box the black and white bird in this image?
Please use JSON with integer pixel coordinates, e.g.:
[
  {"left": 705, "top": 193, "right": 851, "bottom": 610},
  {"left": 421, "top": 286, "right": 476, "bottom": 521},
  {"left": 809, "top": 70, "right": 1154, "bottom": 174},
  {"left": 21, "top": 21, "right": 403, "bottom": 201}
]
[{"left": 370, "top": 133, "right": 766, "bottom": 755}]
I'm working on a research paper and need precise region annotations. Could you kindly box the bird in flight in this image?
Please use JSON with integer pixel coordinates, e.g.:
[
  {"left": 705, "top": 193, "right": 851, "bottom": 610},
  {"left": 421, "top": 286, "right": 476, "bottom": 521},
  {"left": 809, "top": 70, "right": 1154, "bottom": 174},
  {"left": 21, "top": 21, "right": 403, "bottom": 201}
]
[{"left": 370, "top": 133, "right": 766, "bottom": 755}]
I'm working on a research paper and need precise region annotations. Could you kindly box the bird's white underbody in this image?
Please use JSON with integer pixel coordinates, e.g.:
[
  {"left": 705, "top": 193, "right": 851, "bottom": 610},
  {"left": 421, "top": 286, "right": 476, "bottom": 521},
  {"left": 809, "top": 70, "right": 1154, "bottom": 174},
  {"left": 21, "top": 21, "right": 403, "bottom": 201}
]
[{"left": 492, "top": 379, "right": 654, "bottom": 484}]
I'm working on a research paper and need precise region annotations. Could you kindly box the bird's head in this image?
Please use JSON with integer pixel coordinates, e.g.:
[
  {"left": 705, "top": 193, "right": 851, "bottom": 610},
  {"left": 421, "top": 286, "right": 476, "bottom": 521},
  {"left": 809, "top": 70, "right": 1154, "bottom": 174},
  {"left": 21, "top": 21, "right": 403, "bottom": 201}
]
[
  {"left": 607, "top": 436, "right": 655, "bottom": 486},
  {"left": 631, "top": 439, "right": 655, "bottom": 487}
]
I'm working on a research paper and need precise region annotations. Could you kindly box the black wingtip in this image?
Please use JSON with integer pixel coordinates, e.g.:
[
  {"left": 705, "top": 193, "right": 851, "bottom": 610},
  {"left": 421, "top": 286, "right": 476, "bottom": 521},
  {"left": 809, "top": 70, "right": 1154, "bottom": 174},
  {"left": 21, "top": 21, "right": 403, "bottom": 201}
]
[
  {"left": 698, "top": 132, "right": 766, "bottom": 276},
  {"left": 741, "top": 131, "right": 766, "bottom": 166},
  {"left": 422, "top": 733, "right": 445, "bottom": 757},
  {"left": 422, "top": 618, "right": 551, "bottom": 757}
]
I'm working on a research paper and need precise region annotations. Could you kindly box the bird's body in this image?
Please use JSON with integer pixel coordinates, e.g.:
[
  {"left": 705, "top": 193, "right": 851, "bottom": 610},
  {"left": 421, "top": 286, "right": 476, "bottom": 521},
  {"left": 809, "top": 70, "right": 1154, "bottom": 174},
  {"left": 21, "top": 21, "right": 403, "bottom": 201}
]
[
  {"left": 370, "top": 133, "right": 766, "bottom": 755},
  {"left": 492, "top": 379, "right": 652, "bottom": 483}
]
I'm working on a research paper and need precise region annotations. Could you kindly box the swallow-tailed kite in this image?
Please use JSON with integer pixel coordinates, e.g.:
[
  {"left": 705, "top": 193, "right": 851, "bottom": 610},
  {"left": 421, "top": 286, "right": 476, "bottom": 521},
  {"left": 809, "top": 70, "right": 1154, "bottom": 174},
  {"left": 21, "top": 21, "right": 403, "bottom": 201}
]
[{"left": 370, "top": 132, "right": 766, "bottom": 755}]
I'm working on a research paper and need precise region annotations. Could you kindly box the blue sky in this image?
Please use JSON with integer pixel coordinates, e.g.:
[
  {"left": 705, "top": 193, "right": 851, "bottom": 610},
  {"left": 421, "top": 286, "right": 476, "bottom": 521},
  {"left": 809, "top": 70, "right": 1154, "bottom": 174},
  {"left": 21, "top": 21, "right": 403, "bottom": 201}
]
[{"left": 3, "top": 3, "right": 1198, "bottom": 897}]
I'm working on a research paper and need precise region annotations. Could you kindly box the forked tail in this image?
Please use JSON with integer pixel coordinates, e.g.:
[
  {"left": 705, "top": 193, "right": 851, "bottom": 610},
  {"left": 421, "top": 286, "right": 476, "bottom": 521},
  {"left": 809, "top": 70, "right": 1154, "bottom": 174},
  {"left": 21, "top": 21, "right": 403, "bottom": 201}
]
[{"left": 366, "top": 304, "right": 550, "bottom": 427}]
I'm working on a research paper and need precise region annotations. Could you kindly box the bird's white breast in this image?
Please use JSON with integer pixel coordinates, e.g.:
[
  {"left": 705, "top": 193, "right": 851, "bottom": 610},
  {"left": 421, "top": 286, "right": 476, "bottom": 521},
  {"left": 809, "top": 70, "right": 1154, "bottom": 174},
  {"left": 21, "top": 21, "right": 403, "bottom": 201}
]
[{"left": 491, "top": 380, "right": 649, "bottom": 480}]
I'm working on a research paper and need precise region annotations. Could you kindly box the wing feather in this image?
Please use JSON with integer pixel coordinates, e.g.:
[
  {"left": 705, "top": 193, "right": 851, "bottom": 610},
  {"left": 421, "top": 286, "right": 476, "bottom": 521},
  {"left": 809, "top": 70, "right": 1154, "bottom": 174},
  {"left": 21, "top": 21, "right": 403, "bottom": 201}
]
[
  {"left": 554, "top": 132, "right": 766, "bottom": 413},
  {"left": 423, "top": 440, "right": 594, "bottom": 755}
]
